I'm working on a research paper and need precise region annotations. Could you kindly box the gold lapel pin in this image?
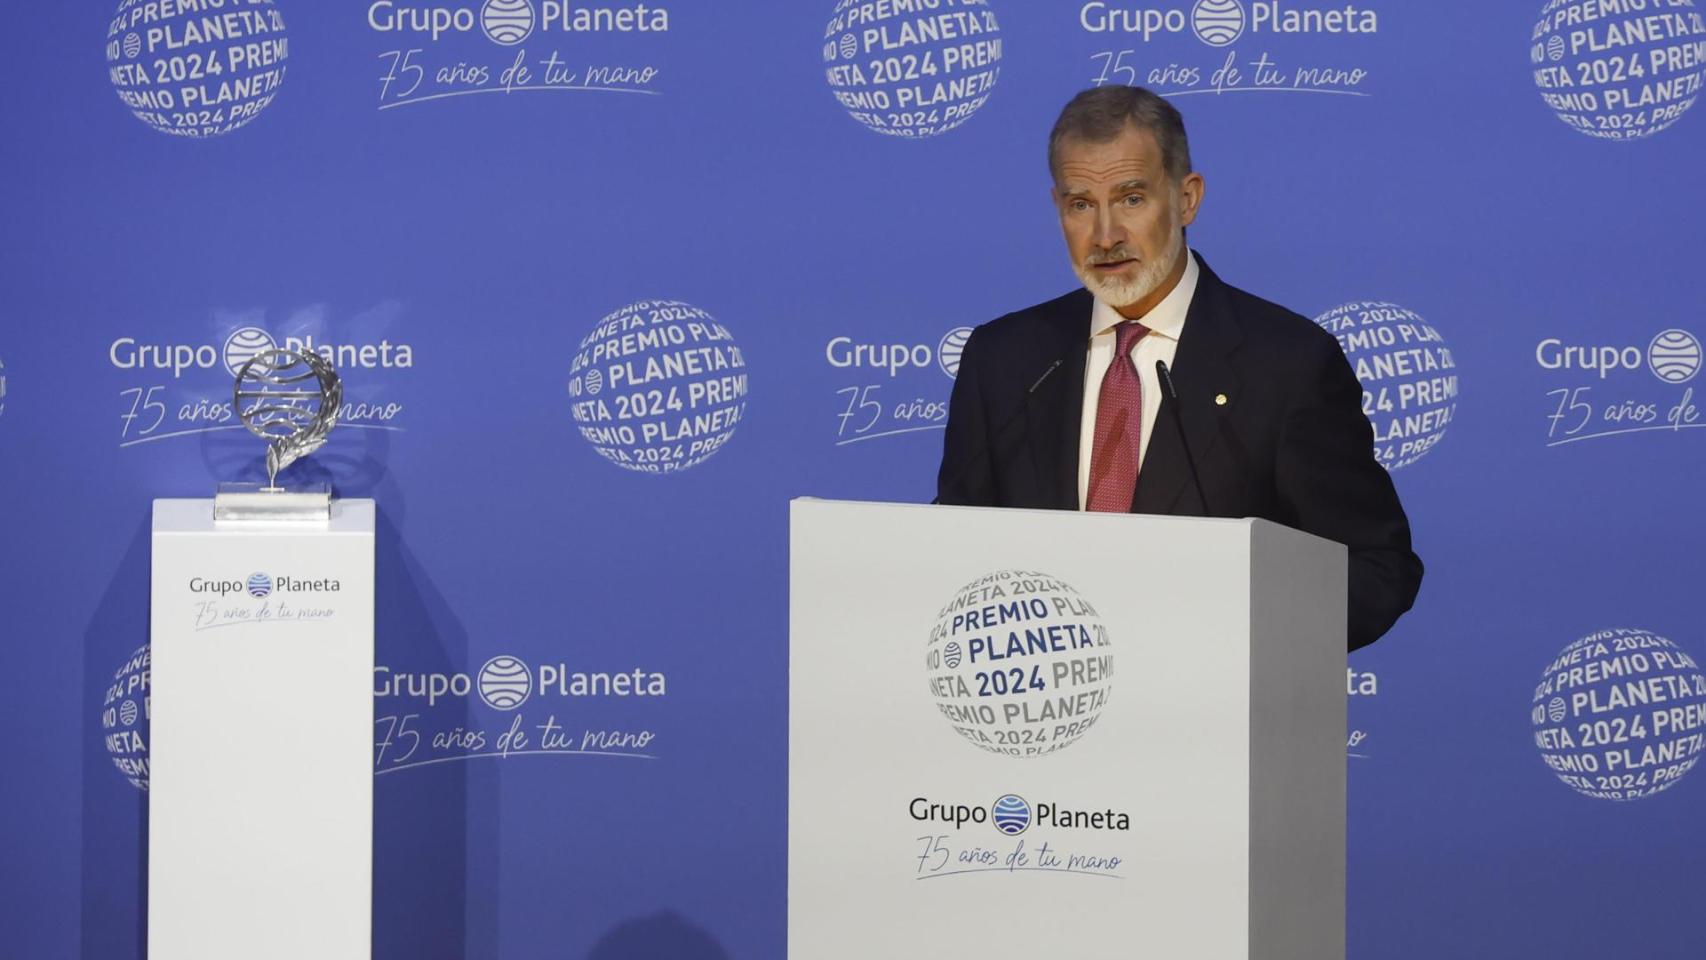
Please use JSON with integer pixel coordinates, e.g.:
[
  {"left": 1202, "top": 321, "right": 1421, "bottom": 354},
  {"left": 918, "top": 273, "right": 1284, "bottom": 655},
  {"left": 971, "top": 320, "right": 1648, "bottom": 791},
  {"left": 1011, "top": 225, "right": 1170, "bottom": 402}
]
[{"left": 1214, "top": 393, "right": 1228, "bottom": 406}]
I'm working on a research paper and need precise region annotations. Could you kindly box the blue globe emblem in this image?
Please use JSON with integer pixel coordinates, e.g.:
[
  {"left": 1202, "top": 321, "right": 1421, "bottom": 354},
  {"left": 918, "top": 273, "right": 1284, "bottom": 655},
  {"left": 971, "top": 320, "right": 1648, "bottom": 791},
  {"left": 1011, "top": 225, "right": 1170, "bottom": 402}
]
[
  {"left": 585, "top": 368, "right": 604, "bottom": 395},
  {"left": 481, "top": 0, "right": 536, "bottom": 46},
  {"left": 992, "top": 794, "right": 1031, "bottom": 835},
  {"left": 1547, "top": 697, "right": 1566, "bottom": 723},
  {"left": 1192, "top": 0, "right": 1246, "bottom": 47},
  {"left": 123, "top": 32, "right": 142, "bottom": 58},
  {"left": 478, "top": 656, "right": 533, "bottom": 710},
  {"left": 1648, "top": 329, "right": 1701, "bottom": 384},
  {"left": 120, "top": 700, "right": 139, "bottom": 726},
  {"left": 246, "top": 572, "right": 273, "bottom": 598},
  {"left": 944, "top": 641, "right": 963, "bottom": 669},
  {"left": 1546, "top": 34, "right": 1564, "bottom": 61},
  {"left": 938, "top": 327, "right": 973, "bottom": 378},
  {"left": 223, "top": 326, "right": 278, "bottom": 377}
]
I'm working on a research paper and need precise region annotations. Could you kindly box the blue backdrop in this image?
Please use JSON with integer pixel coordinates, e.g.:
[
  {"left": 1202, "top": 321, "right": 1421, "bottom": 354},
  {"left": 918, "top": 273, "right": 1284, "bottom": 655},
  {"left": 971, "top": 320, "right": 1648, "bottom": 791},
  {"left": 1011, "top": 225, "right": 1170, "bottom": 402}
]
[{"left": 3, "top": 0, "right": 1705, "bottom": 957}]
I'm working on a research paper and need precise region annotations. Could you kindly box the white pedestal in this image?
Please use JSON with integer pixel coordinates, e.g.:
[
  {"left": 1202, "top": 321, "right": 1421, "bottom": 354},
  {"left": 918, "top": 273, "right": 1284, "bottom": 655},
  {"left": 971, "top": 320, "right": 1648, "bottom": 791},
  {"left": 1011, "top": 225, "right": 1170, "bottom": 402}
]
[
  {"left": 790, "top": 499, "right": 1346, "bottom": 960},
  {"left": 148, "top": 498, "right": 375, "bottom": 960}
]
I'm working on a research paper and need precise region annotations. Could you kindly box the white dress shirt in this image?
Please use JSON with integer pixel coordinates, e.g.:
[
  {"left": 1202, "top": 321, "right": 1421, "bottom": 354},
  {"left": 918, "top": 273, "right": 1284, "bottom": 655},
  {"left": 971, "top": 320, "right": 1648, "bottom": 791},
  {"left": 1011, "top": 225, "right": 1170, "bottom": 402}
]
[{"left": 1076, "top": 250, "right": 1200, "bottom": 510}]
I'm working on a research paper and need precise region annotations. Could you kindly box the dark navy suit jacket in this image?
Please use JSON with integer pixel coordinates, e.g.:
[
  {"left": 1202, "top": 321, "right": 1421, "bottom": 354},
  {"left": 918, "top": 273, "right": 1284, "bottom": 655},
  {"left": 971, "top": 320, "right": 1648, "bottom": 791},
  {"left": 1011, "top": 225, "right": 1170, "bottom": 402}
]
[{"left": 936, "top": 252, "right": 1422, "bottom": 651}]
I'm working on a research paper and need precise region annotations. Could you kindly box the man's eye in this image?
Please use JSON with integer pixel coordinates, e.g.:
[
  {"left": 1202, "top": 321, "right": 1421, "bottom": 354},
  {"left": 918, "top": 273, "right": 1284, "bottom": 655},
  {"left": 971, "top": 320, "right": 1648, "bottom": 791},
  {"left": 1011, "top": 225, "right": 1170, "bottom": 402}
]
[
  {"left": 1070, "top": 200, "right": 1090, "bottom": 212},
  {"left": 1123, "top": 194, "right": 1143, "bottom": 206}
]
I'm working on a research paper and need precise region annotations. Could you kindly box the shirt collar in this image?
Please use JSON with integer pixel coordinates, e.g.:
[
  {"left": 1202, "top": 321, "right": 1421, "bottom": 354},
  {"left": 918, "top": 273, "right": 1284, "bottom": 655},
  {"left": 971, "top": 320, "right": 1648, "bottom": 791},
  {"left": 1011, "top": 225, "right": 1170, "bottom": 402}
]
[{"left": 1089, "top": 247, "right": 1199, "bottom": 341}]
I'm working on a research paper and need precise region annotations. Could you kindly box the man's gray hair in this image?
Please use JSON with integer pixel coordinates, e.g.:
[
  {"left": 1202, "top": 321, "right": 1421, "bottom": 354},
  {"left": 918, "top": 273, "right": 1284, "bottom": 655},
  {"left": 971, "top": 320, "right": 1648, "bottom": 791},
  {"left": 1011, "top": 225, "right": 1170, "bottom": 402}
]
[{"left": 1048, "top": 86, "right": 1192, "bottom": 183}]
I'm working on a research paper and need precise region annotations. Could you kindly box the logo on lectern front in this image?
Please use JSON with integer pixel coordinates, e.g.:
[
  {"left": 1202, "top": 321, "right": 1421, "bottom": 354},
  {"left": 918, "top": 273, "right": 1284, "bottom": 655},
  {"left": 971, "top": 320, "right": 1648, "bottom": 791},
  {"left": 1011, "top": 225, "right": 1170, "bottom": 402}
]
[
  {"left": 927, "top": 570, "right": 1114, "bottom": 759},
  {"left": 246, "top": 573, "right": 273, "bottom": 598},
  {"left": 991, "top": 794, "right": 1031, "bottom": 835},
  {"left": 477, "top": 656, "right": 533, "bottom": 710}
]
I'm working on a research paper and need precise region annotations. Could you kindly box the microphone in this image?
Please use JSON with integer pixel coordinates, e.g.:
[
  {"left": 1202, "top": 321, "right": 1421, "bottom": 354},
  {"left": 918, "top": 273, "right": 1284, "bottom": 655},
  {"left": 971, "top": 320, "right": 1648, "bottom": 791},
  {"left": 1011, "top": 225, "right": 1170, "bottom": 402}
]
[
  {"left": 932, "top": 352, "right": 1070, "bottom": 505},
  {"left": 1155, "top": 359, "right": 1211, "bottom": 517}
]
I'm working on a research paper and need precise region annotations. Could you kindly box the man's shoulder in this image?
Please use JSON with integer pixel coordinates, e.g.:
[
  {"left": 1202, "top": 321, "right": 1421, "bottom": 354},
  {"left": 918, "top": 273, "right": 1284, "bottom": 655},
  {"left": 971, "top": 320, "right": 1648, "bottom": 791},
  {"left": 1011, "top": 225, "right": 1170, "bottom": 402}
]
[{"left": 1213, "top": 272, "right": 1340, "bottom": 361}]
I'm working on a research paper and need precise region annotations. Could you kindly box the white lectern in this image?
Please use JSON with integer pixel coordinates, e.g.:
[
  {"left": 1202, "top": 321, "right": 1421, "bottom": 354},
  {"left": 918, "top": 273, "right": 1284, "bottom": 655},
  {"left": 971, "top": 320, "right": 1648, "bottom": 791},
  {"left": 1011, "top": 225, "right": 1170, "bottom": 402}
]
[
  {"left": 790, "top": 499, "right": 1346, "bottom": 960},
  {"left": 149, "top": 498, "right": 375, "bottom": 960}
]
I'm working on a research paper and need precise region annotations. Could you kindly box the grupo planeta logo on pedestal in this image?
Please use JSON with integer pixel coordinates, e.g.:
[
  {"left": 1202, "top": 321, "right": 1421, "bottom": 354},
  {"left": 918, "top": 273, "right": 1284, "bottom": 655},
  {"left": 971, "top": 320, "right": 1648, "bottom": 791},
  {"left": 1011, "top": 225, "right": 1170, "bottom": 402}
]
[
  {"left": 107, "top": 311, "right": 415, "bottom": 451},
  {"left": 568, "top": 299, "right": 748, "bottom": 474},
  {"left": 1531, "top": 628, "right": 1706, "bottom": 800},
  {"left": 927, "top": 570, "right": 1114, "bottom": 758},
  {"left": 824, "top": 325, "right": 972, "bottom": 446},
  {"left": 1079, "top": 0, "right": 1381, "bottom": 98},
  {"left": 1536, "top": 327, "right": 1703, "bottom": 446},
  {"left": 909, "top": 790, "right": 1130, "bottom": 880},
  {"left": 822, "top": 0, "right": 1004, "bottom": 139},
  {"left": 369, "top": 0, "right": 669, "bottom": 110},
  {"left": 1530, "top": 0, "right": 1706, "bottom": 141},
  {"left": 372, "top": 654, "right": 666, "bottom": 774},
  {"left": 106, "top": 0, "right": 289, "bottom": 137},
  {"left": 1315, "top": 301, "right": 1457, "bottom": 470}
]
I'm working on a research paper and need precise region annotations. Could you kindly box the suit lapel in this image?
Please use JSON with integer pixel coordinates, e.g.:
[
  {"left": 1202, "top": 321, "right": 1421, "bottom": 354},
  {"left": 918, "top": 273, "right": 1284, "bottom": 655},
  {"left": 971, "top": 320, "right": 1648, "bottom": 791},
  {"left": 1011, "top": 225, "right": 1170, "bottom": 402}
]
[
  {"left": 1133, "top": 253, "right": 1244, "bottom": 515},
  {"left": 1024, "top": 290, "right": 1090, "bottom": 511}
]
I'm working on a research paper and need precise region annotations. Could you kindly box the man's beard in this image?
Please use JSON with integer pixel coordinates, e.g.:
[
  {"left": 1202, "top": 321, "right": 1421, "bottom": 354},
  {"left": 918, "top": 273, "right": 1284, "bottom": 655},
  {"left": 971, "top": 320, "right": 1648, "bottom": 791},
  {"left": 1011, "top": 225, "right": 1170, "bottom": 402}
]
[{"left": 1073, "top": 229, "right": 1183, "bottom": 311}]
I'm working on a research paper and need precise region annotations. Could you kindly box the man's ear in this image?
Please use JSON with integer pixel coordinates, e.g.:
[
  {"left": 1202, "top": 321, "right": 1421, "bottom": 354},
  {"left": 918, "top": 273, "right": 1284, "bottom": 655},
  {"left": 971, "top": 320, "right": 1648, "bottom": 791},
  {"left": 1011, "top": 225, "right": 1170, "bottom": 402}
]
[{"left": 1178, "top": 172, "right": 1205, "bottom": 228}]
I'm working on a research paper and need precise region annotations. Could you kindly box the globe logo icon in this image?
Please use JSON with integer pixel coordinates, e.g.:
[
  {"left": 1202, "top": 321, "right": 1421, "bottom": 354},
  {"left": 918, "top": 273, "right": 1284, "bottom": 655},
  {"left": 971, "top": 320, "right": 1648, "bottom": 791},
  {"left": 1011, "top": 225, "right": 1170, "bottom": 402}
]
[
  {"left": 223, "top": 326, "right": 278, "bottom": 377},
  {"left": 839, "top": 33, "right": 858, "bottom": 60},
  {"left": 944, "top": 641, "right": 963, "bottom": 669},
  {"left": 1648, "top": 329, "right": 1701, "bottom": 384},
  {"left": 938, "top": 327, "right": 973, "bottom": 378},
  {"left": 122, "top": 32, "right": 141, "bottom": 58},
  {"left": 585, "top": 368, "right": 604, "bottom": 395},
  {"left": 1547, "top": 697, "right": 1566, "bottom": 723},
  {"left": 478, "top": 656, "right": 533, "bottom": 710},
  {"left": 246, "top": 573, "right": 273, "bottom": 598},
  {"left": 992, "top": 794, "right": 1031, "bottom": 835},
  {"left": 1545, "top": 34, "right": 1564, "bottom": 61},
  {"left": 481, "top": 0, "right": 536, "bottom": 46},
  {"left": 1192, "top": 0, "right": 1246, "bottom": 47},
  {"left": 120, "top": 700, "right": 139, "bottom": 726}
]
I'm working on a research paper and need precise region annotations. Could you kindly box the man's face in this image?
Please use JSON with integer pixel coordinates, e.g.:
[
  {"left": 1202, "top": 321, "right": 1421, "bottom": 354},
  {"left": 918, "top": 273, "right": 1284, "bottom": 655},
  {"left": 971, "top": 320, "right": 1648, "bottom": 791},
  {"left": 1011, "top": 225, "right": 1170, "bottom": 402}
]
[{"left": 1053, "top": 124, "right": 1203, "bottom": 313}]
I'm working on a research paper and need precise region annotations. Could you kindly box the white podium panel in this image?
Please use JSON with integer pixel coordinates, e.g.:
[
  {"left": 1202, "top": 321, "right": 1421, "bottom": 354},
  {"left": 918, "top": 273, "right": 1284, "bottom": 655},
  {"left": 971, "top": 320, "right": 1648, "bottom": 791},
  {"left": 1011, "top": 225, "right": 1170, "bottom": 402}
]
[
  {"left": 789, "top": 499, "right": 1346, "bottom": 960},
  {"left": 149, "top": 498, "right": 375, "bottom": 960}
]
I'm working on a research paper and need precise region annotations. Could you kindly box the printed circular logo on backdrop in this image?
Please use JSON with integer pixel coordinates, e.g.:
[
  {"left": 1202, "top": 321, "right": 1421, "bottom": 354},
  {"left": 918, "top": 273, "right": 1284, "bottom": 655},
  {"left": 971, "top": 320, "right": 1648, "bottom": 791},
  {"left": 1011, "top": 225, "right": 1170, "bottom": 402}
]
[
  {"left": 821, "top": 0, "right": 1004, "bottom": 139},
  {"left": 1314, "top": 301, "right": 1457, "bottom": 470},
  {"left": 222, "top": 326, "right": 278, "bottom": 377},
  {"left": 927, "top": 570, "right": 1113, "bottom": 758},
  {"left": 1648, "top": 329, "right": 1702, "bottom": 384},
  {"left": 477, "top": 656, "right": 532, "bottom": 710},
  {"left": 991, "top": 794, "right": 1032, "bottom": 835},
  {"left": 1531, "top": 628, "right": 1706, "bottom": 801},
  {"left": 246, "top": 572, "right": 273, "bottom": 598},
  {"left": 480, "top": 0, "right": 536, "bottom": 46},
  {"left": 1530, "top": 0, "right": 1706, "bottom": 141},
  {"left": 937, "top": 327, "right": 973, "bottom": 378},
  {"left": 1191, "top": 0, "right": 1247, "bottom": 47},
  {"left": 568, "top": 299, "right": 747, "bottom": 474},
  {"left": 105, "top": 0, "right": 290, "bottom": 138},
  {"left": 101, "top": 644, "right": 151, "bottom": 791}
]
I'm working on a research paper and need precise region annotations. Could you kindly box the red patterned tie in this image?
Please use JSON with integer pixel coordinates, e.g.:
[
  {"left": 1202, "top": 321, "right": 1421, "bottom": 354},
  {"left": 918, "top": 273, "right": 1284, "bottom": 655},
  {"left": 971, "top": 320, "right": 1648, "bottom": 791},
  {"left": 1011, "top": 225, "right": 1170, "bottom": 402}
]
[{"left": 1086, "top": 321, "right": 1150, "bottom": 512}]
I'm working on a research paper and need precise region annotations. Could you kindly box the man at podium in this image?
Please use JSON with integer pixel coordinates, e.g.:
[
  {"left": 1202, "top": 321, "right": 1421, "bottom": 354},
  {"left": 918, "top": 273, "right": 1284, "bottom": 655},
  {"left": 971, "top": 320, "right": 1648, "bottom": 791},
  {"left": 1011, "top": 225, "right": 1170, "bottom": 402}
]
[{"left": 937, "top": 86, "right": 1421, "bottom": 652}]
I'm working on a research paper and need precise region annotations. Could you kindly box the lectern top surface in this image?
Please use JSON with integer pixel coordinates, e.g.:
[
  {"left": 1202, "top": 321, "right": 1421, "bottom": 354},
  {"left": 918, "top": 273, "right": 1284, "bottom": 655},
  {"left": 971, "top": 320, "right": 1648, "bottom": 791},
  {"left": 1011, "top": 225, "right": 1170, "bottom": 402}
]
[{"left": 152, "top": 497, "right": 376, "bottom": 535}]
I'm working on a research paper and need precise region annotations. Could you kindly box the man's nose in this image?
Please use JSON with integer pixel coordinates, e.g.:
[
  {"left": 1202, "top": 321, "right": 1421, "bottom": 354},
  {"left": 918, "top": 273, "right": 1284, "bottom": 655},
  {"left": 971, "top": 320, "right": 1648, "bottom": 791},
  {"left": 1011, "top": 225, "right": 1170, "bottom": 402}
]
[{"left": 1092, "top": 207, "right": 1123, "bottom": 250}]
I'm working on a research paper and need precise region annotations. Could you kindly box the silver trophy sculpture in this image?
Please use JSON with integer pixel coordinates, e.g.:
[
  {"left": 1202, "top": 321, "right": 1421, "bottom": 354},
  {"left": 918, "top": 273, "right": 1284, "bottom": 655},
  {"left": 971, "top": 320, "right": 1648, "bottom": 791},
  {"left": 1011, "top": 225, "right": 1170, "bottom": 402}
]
[{"left": 213, "top": 348, "right": 343, "bottom": 521}]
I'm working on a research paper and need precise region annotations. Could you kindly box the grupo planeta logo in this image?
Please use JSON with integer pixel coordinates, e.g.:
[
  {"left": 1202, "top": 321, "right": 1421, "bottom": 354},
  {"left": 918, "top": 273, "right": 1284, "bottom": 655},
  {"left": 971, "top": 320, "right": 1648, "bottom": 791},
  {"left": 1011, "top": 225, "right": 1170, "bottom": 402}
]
[
  {"left": 1537, "top": 327, "right": 1704, "bottom": 446},
  {"left": 1530, "top": 0, "right": 1706, "bottom": 141},
  {"left": 370, "top": 0, "right": 668, "bottom": 109},
  {"left": 1531, "top": 628, "right": 1706, "bottom": 801},
  {"left": 106, "top": 0, "right": 289, "bottom": 138},
  {"left": 246, "top": 572, "right": 273, "bottom": 598},
  {"left": 108, "top": 316, "right": 413, "bottom": 450},
  {"left": 822, "top": 0, "right": 1004, "bottom": 139},
  {"left": 1315, "top": 301, "right": 1457, "bottom": 470},
  {"left": 1081, "top": 0, "right": 1379, "bottom": 97},
  {"left": 826, "top": 325, "right": 970, "bottom": 445},
  {"left": 927, "top": 570, "right": 1113, "bottom": 758},
  {"left": 568, "top": 299, "right": 747, "bottom": 474}
]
